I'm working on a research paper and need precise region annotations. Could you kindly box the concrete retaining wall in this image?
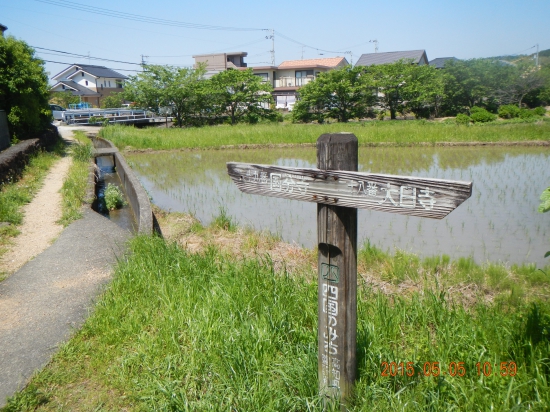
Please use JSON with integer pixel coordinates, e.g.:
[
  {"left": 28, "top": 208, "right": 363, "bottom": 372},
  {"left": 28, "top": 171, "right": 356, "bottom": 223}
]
[{"left": 92, "top": 137, "right": 153, "bottom": 235}]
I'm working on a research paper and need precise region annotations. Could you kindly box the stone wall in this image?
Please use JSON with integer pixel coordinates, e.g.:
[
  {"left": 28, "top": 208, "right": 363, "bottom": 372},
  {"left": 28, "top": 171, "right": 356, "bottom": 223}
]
[
  {"left": 0, "top": 139, "right": 40, "bottom": 185},
  {"left": 0, "top": 110, "right": 10, "bottom": 152}
]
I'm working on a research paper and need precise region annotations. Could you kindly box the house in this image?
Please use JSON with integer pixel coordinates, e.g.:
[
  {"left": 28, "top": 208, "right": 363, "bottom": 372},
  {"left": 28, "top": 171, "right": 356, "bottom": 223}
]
[
  {"left": 355, "top": 50, "right": 429, "bottom": 67},
  {"left": 50, "top": 64, "right": 127, "bottom": 107},
  {"left": 0, "top": 23, "right": 7, "bottom": 36},
  {"left": 429, "top": 57, "right": 459, "bottom": 69},
  {"left": 192, "top": 52, "right": 248, "bottom": 78},
  {"left": 250, "top": 56, "right": 349, "bottom": 110}
]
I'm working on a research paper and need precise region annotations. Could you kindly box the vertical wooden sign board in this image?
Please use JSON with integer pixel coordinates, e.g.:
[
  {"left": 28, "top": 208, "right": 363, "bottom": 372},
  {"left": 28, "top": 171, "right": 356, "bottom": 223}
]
[
  {"left": 226, "top": 133, "right": 472, "bottom": 408},
  {"left": 317, "top": 134, "right": 357, "bottom": 404}
]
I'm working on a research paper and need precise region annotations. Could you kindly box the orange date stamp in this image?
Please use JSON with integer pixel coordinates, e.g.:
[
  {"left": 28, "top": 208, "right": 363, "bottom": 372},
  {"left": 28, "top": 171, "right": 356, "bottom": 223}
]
[{"left": 381, "top": 361, "right": 517, "bottom": 377}]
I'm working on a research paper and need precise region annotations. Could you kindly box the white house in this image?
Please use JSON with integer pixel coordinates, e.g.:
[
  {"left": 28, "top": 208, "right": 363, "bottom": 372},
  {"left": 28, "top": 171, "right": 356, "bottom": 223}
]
[{"left": 50, "top": 64, "right": 127, "bottom": 107}]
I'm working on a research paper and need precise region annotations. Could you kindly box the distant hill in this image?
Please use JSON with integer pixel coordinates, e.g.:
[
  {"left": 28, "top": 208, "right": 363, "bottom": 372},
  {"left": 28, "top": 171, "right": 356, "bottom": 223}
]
[{"left": 485, "top": 48, "right": 550, "bottom": 67}]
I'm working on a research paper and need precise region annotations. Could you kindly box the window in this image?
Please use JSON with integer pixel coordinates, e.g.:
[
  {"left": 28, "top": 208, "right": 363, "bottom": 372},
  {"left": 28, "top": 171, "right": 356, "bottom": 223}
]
[
  {"left": 85, "top": 80, "right": 88, "bottom": 86},
  {"left": 81, "top": 72, "right": 84, "bottom": 77},
  {"left": 108, "top": 80, "right": 111, "bottom": 87},
  {"left": 295, "top": 70, "right": 314, "bottom": 86},
  {"left": 254, "top": 73, "right": 269, "bottom": 82},
  {"left": 62, "top": 85, "right": 65, "bottom": 89}
]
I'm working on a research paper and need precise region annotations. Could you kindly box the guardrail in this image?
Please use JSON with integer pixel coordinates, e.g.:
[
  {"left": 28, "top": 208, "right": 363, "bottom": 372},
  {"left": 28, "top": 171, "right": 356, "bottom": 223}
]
[{"left": 64, "top": 108, "right": 156, "bottom": 125}]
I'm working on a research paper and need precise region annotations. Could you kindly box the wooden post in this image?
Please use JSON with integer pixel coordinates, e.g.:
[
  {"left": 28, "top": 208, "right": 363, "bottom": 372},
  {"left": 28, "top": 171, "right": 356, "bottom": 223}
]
[{"left": 317, "top": 133, "right": 358, "bottom": 405}]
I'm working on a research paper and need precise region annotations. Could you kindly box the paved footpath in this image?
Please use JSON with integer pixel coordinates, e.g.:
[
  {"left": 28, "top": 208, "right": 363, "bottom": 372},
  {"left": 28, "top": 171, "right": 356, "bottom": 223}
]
[{"left": 0, "top": 175, "right": 131, "bottom": 406}]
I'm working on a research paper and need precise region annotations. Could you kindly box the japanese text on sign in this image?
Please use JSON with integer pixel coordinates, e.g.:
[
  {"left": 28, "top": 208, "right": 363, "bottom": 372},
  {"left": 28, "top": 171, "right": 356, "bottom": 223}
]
[{"left": 322, "top": 283, "right": 341, "bottom": 389}]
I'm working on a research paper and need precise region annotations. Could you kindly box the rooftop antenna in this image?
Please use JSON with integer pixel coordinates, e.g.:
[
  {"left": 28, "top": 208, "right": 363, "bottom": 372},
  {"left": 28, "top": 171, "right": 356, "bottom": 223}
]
[
  {"left": 369, "top": 39, "right": 379, "bottom": 53},
  {"left": 141, "top": 55, "right": 149, "bottom": 70}
]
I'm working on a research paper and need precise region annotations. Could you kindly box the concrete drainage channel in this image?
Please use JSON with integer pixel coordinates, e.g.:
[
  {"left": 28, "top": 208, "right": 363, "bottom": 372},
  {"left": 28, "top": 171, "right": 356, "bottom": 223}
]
[{"left": 90, "top": 136, "right": 154, "bottom": 235}]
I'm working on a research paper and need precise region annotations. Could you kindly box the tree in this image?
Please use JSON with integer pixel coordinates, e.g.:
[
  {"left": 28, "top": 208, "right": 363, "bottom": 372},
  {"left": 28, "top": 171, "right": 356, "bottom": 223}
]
[
  {"left": 493, "top": 68, "right": 545, "bottom": 107},
  {"left": 49, "top": 91, "right": 80, "bottom": 108},
  {"left": 0, "top": 36, "right": 51, "bottom": 140},
  {"left": 123, "top": 64, "right": 207, "bottom": 127},
  {"left": 369, "top": 60, "right": 415, "bottom": 120},
  {"left": 293, "top": 66, "right": 375, "bottom": 123},
  {"left": 441, "top": 59, "right": 516, "bottom": 114},
  {"left": 101, "top": 92, "right": 125, "bottom": 108},
  {"left": 206, "top": 68, "right": 274, "bottom": 125},
  {"left": 402, "top": 64, "right": 446, "bottom": 118}
]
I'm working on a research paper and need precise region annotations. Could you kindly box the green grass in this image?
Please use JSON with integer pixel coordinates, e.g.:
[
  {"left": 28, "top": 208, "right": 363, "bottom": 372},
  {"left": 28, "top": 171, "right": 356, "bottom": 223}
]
[
  {"left": 99, "top": 120, "right": 550, "bottom": 151},
  {"left": 0, "top": 141, "right": 64, "bottom": 280},
  {"left": 4, "top": 233, "right": 550, "bottom": 411},
  {"left": 58, "top": 131, "right": 93, "bottom": 226}
]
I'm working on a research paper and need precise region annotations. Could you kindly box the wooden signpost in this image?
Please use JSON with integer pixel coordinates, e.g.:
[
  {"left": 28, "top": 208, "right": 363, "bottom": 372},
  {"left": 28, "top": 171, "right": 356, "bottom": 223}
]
[{"left": 227, "top": 133, "right": 472, "bottom": 405}]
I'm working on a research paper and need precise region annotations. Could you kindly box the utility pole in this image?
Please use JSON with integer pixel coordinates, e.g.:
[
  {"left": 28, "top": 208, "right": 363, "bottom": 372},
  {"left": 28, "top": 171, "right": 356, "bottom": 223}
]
[
  {"left": 268, "top": 29, "right": 275, "bottom": 65},
  {"left": 141, "top": 55, "right": 149, "bottom": 71},
  {"left": 345, "top": 51, "right": 353, "bottom": 65},
  {"left": 369, "top": 39, "right": 379, "bottom": 53},
  {"left": 536, "top": 44, "right": 539, "bottom": 68}
]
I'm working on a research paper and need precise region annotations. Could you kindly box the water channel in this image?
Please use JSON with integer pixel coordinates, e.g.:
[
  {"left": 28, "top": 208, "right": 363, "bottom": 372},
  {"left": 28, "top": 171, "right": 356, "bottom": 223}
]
[
  {"left": 127, "top": 146, "right": 550, "bottom": 267},
  {"left": 94, "top": 155, "right": 137, "bottom": 232}
]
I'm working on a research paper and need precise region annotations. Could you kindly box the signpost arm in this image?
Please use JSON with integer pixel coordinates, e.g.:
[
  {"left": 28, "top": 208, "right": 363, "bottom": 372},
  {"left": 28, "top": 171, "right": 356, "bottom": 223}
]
[{"left": 317, "top": 133, "right": 358, "bottom": 405}]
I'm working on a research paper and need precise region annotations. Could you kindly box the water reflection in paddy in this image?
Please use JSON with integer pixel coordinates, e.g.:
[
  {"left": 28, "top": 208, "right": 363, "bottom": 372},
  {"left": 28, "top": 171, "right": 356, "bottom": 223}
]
[{"left": 128, "top": 146, "right": 550, "bottom": 266}]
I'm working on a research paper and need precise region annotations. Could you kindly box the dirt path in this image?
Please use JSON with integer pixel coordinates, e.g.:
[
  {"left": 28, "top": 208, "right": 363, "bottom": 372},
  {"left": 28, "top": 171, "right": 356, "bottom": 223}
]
[{"left": 0, "top": 157, "right": 71, "bottom": 275}]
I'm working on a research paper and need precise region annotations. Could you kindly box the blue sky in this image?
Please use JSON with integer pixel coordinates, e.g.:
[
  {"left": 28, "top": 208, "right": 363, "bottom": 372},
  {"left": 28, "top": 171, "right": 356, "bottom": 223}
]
[{"left": 2, "top": 0, "right": 549, "bottom": 83}]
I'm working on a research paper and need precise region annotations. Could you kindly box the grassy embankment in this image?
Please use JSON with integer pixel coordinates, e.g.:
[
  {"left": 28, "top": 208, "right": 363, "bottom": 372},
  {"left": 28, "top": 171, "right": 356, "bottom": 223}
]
[
  {"left": 58, "top": 131, "right": 94, "bottom": 225},
  {"left": 99, "top": 119, "right": 550, "bottom": 151},
  {"left": 3, "top": 121, "right": 550, "bottom": 410},
  {"left": 0, "top": 140, "right": 63, "bottom": 281},
  {"left": 3, "top": 214, "right": 550, "bottom": 410}
]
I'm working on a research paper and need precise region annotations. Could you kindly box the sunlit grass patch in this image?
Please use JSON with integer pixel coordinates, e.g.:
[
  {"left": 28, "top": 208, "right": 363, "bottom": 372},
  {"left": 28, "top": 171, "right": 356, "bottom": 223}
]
[
  {"left": 59, "top": 131, "right": 93, "bottom": 226},
  {"left": 5, "top": 234, "right": 550, "bottom": 410},
  {"left": 99, "top": 121, "right": 550, "bottom": 152}
]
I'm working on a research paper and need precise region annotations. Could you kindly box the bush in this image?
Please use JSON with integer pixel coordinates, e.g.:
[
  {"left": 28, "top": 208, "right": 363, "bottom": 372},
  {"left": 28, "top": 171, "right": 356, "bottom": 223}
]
[
  {"left": 103, "top": 183, "right": 126, "bottom": 210},
  {"left": 498, "top": 104, "right": 521, "bottom": 119},
  {"left": 455, "top": 113, "right": 471, "bottom": 125},
  {"left": 533, "top": 106, "right": 547, "bottom": 116},
  {"left": 519, "top": 109, "right": 536, "bottom": 119},
  {"left": 470, "top": 106, "right": 497, "bottom": 123}
]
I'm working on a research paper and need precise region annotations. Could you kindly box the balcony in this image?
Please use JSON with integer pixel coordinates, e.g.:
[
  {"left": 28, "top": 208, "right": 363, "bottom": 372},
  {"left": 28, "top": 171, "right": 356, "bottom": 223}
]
[{"left": 275, "top": 76, "right": 315, "bottom": 88}]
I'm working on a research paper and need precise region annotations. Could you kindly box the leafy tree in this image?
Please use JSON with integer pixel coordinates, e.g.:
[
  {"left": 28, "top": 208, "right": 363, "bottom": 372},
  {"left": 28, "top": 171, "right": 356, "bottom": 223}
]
[
  {"left": 369, "top": 60, "right": 415, "bottom": 120},
  {"left": 123, "top": 64, "right": 206, "bottom": 127},
  {"left": 441, "top": 59, "right": 516, "bottom": 114},
  {"left": 0, "top": 36, "right": 51, "bottom": 140},
  {"left": 293, "top": 66, "right": 375, "bottom": 123},
  {"left": 494, "top": 68, "right": 545, "bottom": 107},
  {"left": 401, "top": 64, "right": 446, "bottom": 118},
  {"left": 206, "top": 68, "right": 274, "bottom": 125},
  {"left": 101, "top": 92, "right": 125, "bottom": 108},
  {"left": 49, "top": 91, "right": 80, "bottom": 108}
]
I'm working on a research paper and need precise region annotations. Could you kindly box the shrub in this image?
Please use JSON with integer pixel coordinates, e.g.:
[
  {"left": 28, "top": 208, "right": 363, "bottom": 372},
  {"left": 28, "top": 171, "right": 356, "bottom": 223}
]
[
  {"left": 498, "top": 104, "right": 521, "bottom": 119},
  {"left": 104, "top": 183, "right": 126, "bottom": 210},
  {"left": 533, "top": 106, "right": 546, "bottom": 116},
  {"left": 455, "top": 113, "right": 471, "bottom": 125},
  {"left": 470, "top": 106, "right": 497, "bottom": 123},
  {"left": 519, "top": 109, "right": 536, "bottom": 119}
]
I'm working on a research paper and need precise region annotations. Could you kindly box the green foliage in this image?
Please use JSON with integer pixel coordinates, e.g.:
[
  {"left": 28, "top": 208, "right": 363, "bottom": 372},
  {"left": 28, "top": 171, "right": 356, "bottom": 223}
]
[
  {"left": 103, "top": 183, "right": 126, "bottom": 210},
  {"left": 207, "top": 68, "right": 275, "bottom": 125},
  {"left": 533, "top": 106, "right": 546, "bottom": 116},
  {"left": 519, "top": 108, "right": 537, "bottom": 119},
  {"left": 49, "top": 91, "right": 80, "bottom": 108},
  {"left": 455, "top": 113, "right": 471, "bottom": 124},
  {"left": 470, "top": 106, "right": 497, "bottom": 123},
  {"left": 498, "top": 104, "right": 521, "bottom": 119},
  {"left": 0, "top": 36, "right": 51, "bottom": 139},
  {"left": 101, "top": 92, "right": 125, "bottom": 108},
  {"left": 540, "top": 187, "right": 550, "bottom": 213},
  {"left": 293, "top": 65, "right": 375, "bottom": 123}
]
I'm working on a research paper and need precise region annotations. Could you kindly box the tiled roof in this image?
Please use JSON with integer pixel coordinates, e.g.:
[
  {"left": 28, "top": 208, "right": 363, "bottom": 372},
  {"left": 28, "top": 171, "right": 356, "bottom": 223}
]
[
  {"left": 50, "top": 81, "right": 100, "bottom": 96},
  {"left": 278, "top": 57, "right": 348, "bottom": 69},
  {"left": 53, "top": 64, "right": 127, "bottom": 80},
  {"left": 429, "top": 57, "right": 459, "bottom": 69},
  {"left": 355, "top": 50, "right": 427, "bottom": 66}
]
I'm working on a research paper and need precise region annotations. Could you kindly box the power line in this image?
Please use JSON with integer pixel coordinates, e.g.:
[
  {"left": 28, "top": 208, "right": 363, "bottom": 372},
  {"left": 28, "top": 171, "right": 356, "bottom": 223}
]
[
  {"left": 35, "top": 0, "right": 268, "bottom": 32},
  {"left": 40, "top": 59, "right": 141, "bottom": 72},
  {"left": 33, "top": 46, "right": 142, "bottom": 65}
]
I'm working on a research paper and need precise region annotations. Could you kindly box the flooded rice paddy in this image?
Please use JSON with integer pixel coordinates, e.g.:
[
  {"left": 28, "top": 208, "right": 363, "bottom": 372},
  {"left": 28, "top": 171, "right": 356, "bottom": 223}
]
[{"left": 127, "top": 146, "right": 550, "bottom": 267}]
